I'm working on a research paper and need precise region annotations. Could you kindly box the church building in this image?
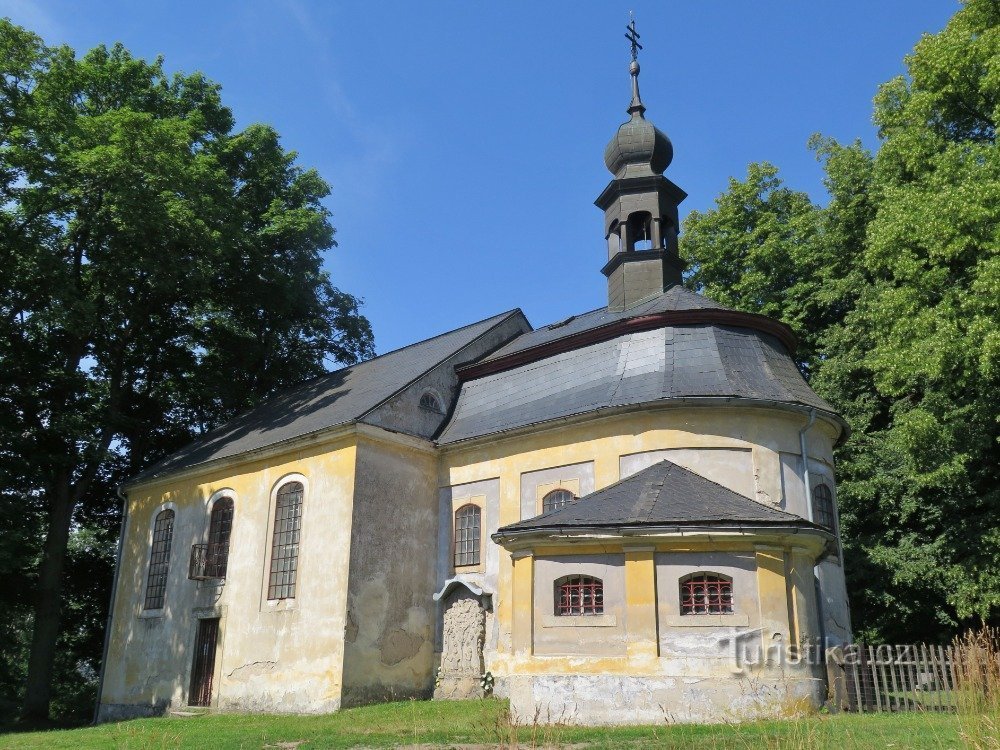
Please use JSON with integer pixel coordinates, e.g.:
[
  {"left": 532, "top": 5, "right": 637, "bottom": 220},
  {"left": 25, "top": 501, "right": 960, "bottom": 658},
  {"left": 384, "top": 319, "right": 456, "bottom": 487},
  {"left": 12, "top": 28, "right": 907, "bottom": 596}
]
[{"left": 97, "top": 31, "right": 851, "bottom": 725}]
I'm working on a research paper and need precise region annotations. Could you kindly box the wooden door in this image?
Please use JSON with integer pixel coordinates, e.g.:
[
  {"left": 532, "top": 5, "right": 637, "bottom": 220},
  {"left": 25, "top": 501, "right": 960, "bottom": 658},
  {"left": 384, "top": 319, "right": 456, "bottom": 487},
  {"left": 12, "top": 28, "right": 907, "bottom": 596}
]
[{"left": 189, "top": 617, "right": 220, "bottom": 707}]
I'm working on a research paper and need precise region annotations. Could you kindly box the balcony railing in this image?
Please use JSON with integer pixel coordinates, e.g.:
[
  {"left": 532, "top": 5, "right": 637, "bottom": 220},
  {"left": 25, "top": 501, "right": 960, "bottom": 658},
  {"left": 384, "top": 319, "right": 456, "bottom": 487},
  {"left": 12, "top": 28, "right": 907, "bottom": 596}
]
[{"left": 188, "top": 543, "right": 229, "bottom": 581}]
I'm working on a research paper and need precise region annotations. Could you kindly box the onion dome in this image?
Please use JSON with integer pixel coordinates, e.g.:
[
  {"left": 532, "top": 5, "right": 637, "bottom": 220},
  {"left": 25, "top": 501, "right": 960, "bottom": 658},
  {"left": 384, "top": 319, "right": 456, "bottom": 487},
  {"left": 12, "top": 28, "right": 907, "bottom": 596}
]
[{"left": 603, "top": 60, "right": 673, "bottom": 178}]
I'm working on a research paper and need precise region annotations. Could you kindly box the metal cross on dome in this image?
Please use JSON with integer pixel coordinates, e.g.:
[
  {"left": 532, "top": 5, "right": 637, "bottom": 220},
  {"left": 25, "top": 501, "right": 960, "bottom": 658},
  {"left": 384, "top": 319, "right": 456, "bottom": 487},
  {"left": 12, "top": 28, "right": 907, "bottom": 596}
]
[{"left": 625, "top": 14, "right": 642, "bottom": 62}]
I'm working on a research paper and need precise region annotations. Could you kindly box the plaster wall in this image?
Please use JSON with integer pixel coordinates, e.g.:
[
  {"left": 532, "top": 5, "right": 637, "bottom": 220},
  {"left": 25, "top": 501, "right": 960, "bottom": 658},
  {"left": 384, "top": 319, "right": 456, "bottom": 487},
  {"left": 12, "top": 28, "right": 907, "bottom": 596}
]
[
  {"left": 532, "top": 554, "right": 627, "bottom": 657},
  {"left": 340, "top": 436, "right": 439, "bottom": 705},
  {"left": 98, "top": 435, "right": 358, "bottom": 719},
  {"left": 779, "top": 452, "right": 853, "bottom": 645},
  {"left": 621, "top": 448, "right": 753, "bottom": 499},
  {"left": 440, "top": 404, "right": 842, "bottom": 668},
  {"left": 655, "top": 551, "right": 759, "bottom": 661}
]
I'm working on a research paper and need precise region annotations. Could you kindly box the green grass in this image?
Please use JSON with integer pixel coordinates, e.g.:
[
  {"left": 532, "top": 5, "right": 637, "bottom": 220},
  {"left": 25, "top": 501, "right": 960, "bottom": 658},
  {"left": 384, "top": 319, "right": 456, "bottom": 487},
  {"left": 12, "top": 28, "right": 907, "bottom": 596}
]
[{"left": 0, "top": 699, "right": 975, "bottom": 749}]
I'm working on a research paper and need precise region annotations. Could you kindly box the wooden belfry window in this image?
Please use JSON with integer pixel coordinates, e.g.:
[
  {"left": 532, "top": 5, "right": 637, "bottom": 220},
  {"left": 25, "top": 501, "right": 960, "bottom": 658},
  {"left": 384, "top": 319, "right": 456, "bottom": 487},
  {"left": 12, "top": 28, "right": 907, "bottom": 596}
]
[
  {"left": 680, "top": 572, "right": 733, "bottom": 615},
  {"left": 542, "top": 488, "right": 575, "bottom": 513},
  {"left": 268, "top": 481, "right": 303, "bottom": 600},
  {"left": 207, "top": 497, "right": 234, "bottom": 578},
  {"left": 143, "top": 509, "right": 175, "bottom": 610},
  {"left": 454, "top": 504, "right": 481, "bottom": 567},
  {"left": 813, "top": 484, "right": 835, "bottom": 530},
  {"left": 556, "top": 575, "right": 604, "bottom": 616}
]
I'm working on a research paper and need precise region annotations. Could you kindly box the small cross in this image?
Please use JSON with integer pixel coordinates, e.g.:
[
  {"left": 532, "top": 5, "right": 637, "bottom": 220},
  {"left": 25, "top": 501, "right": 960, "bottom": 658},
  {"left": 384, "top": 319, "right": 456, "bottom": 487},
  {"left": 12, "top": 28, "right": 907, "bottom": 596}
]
[{"left": 625, "top": 15, "right": 642, "bottom": 62}]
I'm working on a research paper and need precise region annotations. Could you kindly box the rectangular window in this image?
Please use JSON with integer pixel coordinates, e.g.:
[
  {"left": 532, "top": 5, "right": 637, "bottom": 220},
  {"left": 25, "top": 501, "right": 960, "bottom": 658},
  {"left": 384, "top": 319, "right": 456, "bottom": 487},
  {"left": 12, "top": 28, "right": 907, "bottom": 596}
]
[
  {"left": 268, "top": 482, "right": 303, "bottom": 600},
  {"left": 454, "top": 504, "right": 481, "bottom": 567}
]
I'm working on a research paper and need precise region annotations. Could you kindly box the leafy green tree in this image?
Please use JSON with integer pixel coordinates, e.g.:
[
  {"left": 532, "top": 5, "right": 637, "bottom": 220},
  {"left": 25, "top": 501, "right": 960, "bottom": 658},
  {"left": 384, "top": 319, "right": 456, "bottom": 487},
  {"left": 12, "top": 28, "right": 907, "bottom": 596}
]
[
  {"left": 0, "top": 22, "right": 373, "bottom": 720},
  {"left": 681, "top": 0, "right": 1000, "bottom": 642}
]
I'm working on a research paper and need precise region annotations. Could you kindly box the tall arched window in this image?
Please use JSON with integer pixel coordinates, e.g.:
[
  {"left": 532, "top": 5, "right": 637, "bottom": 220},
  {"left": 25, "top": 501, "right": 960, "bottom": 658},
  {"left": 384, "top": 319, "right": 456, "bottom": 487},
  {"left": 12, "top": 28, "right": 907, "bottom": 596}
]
[
  {"left": 207, "top": 497, "right": 234, "bottom": 578},
  {"left": 542, "top": 488, "right": 575, "bottom": 513},
  {"left": 813, "top": 484, "right": 835, "bottom": 530},
  {"left": 680, "top": 572, "right": 733, "bottom": 615},
  {"left": 144, "top": 509, "right": 175, "bottom": 610},
  {"left": 555, "top": 575, "right": 604, "bottom": 616},
  {"left": 268, "top": 481, "right": 303, "bottom": 600},
  {"left": 454, "top": 504, "right": 481, "bottom": 567}
]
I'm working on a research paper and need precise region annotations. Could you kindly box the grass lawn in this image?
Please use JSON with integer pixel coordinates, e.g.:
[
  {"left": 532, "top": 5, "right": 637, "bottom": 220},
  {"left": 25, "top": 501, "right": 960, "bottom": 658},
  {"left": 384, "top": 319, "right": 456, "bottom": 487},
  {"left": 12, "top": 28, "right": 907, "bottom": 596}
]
[{"left": 0, "top": 699, "right": 979, "bottom": 749}]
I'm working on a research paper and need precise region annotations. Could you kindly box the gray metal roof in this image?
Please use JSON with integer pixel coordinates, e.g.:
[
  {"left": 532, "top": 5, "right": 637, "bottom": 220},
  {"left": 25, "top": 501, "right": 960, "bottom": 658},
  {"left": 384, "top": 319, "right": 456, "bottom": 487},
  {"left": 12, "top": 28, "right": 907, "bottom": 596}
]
[
  {"left": 437, "top": 315, "right": 837, "bottom": 445},
  {"left": 494, "top": 459, "right": 816, "bottom": 537},
  {"left": 130, "top": 310, "right": 520, "bottom": 484},
  {"left": 478, "top": 284, "right": 726, "bottom": 365}
]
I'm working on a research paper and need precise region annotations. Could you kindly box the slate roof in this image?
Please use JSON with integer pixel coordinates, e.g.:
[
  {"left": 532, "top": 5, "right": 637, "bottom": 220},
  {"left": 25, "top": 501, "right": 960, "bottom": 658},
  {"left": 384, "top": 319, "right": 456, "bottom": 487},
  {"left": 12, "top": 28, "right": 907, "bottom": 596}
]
[
  {"left": 437, "top": 297, "right": 838, "bottom": 445},
  {"left": 494, "top": 459, "right": 818, "bottom": 538},
  {"left": 477, "top": 284, "right": 727, "bottom": 364},
  {"left": 129, "top": 310, "right": 520, "bottom": 485}
]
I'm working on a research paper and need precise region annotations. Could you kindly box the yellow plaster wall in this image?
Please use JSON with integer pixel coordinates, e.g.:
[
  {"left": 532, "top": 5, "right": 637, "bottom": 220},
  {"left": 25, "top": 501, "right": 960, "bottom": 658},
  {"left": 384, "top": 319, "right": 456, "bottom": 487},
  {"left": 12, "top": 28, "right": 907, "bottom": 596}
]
[
  {"left": 100, "top": 434, "right": 359, "bottom": 714},
  {"left": 440, "top": 405, "right": 836, "bottom": 680}
]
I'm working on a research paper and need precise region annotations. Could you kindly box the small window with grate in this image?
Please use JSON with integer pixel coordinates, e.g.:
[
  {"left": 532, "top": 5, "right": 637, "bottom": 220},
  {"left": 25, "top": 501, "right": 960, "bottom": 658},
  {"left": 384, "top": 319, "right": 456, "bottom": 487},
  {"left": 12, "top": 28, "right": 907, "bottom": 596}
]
[
  {"left": 419, "top": 391, "right": 443, "bottom": 413},
  {"left": 453, "top": 504, "right": 481, "bottom": 567},
  {"left": 813, "top": 484, "right": 835, "bottom": 530},
  {"left": 268, "top": 481, "right": 303, "bottom": 600},
  {"left": 144, "top": 509, "right": 175, "bottom": 610},
  {"left": 555, "top": 575, "right": 604, "bottom": 616},
  {"left": 542, "top": 488, "right": 575, "bottom": 513},
  {"left": 680, "top": 572, "right": 734, "bottom": 615}
]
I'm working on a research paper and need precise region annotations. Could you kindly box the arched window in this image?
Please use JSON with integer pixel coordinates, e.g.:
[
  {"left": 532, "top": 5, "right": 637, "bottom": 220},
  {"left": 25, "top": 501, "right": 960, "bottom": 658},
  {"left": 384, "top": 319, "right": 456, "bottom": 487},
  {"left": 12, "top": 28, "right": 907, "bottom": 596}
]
[
  {"left": 453, "top": 504, "right": 481, "bottom": 567},
  {"left": 542, "top": 488, "right": 575, "bottom": 513},
  {"left": 813, "top": 484, "right": 835, "bottom": 530},
  {"left": 555, "top": 575, "right": 604, "bottom": 616},
  {"left": 144, "top": 509, "right": 175, "bottom": 610},
  {"left": 207, "top": 497, "right": 234, "bottom": 578},
  {"left": 268, "top": 481, "right": 303, "bottom": 600},
  {"left": 419, "top": 391, "right": 443, "bottom": 413},
  {"left": 680, "top": 572, "right": 733, "bottom": 615}
]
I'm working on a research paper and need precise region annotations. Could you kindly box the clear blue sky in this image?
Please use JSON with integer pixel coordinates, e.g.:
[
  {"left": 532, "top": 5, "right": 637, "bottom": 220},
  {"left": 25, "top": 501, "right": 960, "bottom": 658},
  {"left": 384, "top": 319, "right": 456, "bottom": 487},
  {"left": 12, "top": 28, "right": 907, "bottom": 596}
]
[{"left": 3, "top": 1, "right": 957, "bottom": 356}]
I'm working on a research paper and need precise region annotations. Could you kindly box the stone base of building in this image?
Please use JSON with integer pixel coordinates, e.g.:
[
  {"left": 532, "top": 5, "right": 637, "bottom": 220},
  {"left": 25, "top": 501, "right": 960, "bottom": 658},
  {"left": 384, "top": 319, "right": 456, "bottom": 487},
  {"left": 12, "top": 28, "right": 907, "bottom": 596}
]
[
  {"left": 96, "top": 701, "right": 169, "bottom": 723},
  {"left": 434, "top": 675, "right": 484, "bottom": 700},
  {"left": 506, "top": 672, "right": 825, "bottom": 725}
]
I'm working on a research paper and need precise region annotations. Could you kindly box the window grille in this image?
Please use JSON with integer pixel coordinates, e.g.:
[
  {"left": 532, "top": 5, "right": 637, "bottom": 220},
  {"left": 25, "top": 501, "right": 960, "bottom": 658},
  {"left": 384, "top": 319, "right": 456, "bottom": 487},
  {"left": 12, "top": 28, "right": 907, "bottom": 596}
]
[
  {"left": 454, "top": 504, "right": 481, "bottom": 567},
  {"left": 680, "top": 572, "right": 733, "bottom": 615},
  {"left": 542, "top": 488, "right": 575, "bottom": 513},
  {"left": 268, "top": 481, "right": 303, "bottom": 600},
  {"left": 419, "top": 392, "right": 443, "bottom": 413},
  {"left": 555, "top": 575, "right": 604, "bottom": 615},
  {"left": 207, "top": 497, "right": 234, "bottom": 578},
  {"left": 813, "top": 484, "right": 835, "bottom": 530},
  {"left": 144, "top": 509, "right": 175, "bottom": 610}
]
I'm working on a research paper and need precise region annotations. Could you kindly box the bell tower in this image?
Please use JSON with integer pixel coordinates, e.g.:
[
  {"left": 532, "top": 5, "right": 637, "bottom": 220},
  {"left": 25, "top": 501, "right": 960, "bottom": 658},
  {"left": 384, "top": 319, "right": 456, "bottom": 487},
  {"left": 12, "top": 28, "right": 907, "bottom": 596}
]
[{"left": 597, "top": 19, "right": 687, "bottom": 312}]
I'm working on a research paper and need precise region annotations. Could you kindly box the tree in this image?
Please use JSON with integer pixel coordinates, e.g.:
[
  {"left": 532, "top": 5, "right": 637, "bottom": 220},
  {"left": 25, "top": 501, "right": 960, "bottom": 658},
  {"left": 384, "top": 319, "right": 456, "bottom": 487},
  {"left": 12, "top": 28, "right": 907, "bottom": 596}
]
[
  {"left": 680, "top": 0, "right": 1000, "bottom": 642},
  {"left": 0, "top": 23, "right": 373, "bottom": 719}
]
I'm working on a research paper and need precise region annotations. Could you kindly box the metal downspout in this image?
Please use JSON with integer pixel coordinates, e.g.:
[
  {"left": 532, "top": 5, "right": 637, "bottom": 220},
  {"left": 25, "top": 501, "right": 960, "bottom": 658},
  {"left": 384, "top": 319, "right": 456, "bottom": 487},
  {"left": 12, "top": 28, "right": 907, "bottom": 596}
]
[
  {"left": 92, "top": 485, "right": 129, "bottom": 724},
  {"left": 798, "top": 408, "right": 826, "bottom": 652}
]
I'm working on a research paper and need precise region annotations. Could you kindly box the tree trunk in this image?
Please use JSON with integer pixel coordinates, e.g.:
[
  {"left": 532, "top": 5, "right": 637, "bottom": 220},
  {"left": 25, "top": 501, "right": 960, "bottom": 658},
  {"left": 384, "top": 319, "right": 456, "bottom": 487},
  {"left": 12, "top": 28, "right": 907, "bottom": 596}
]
[{"left": 22, "top": 471, "right": 75, "bottom": 721}]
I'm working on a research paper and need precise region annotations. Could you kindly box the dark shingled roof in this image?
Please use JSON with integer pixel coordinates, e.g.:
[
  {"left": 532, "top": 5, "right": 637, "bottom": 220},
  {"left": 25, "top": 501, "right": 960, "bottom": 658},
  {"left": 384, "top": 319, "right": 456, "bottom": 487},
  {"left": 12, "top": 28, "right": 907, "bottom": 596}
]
[
  {"left": 129, "top": 310, "right": 520, "bottom": 484},
  {"left": 437, "top": 306, "right": 837, "bottom": 444},
  {"left": 494, "top": 459, "right": 817, "bottom": 537},
  {"left": 478, "top": 284, "right": 727, "bottom": 364}
]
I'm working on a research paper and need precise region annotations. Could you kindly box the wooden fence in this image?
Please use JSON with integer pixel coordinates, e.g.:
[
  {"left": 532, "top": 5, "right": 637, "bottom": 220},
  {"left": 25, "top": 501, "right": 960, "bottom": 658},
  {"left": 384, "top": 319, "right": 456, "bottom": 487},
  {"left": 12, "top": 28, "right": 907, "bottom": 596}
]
[{"left": 831, "top": 644, "right": 958, "bottom": 713}]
